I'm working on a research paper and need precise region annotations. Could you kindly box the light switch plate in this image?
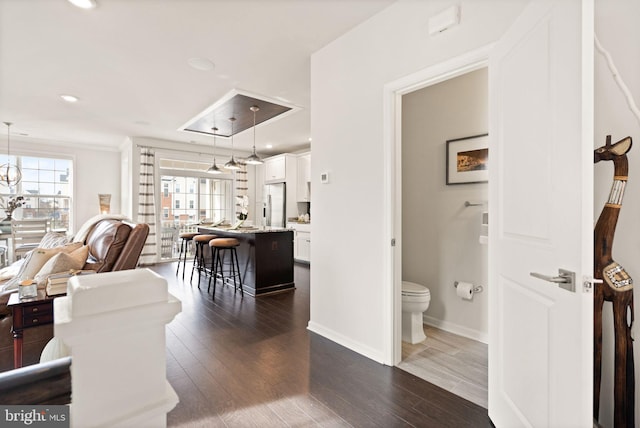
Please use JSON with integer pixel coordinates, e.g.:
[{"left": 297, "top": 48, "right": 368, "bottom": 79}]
[{"left": 320, "top": 171, "right": 330, "bottom": 184}]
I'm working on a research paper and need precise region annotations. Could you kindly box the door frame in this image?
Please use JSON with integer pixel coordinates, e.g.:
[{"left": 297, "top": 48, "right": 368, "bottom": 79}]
[{"left": 382, "top": 44, "right": 493, "bottom": 365}]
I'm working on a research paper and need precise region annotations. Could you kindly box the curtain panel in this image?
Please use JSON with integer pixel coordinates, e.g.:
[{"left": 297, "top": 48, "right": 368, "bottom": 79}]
[{"left": 137, "top": 148, "right": 157, "bottom": 265}]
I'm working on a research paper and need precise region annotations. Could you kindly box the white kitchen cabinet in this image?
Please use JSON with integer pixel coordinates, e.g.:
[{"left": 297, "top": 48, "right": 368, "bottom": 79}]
[
  {"left": 287, "top": 222, "right": 310, "bottom": 263},
  {"left": 296, "top": 231, "right": 310, "bottom": 262},
  {"left": 296, "top": 153, "right": 311, "bottom": 202},
  {"left": 264, "top": 155, "right": 286, "bottom": 182}
]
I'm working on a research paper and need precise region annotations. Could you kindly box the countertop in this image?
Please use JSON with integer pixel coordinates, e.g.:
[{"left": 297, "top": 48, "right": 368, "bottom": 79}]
[
  {"left": 286, "top": 222, "right": 311, "bottom": 232},
  {"left": 198, "top": 225, "right": 293, "bottom": 234}
]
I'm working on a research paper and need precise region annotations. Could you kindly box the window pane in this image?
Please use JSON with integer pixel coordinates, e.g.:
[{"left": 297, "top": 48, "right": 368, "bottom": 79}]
[
  {"left": 55, "top": 182, "right": 70, "bottom": 195},
  {"left": 21, "top": 169, "right": 39, "bottom": 182},
  {"left": 39, "top": 158, "right": 55, "bottom": 170},
  {"left": 159, "top": 173, "right": 232, "bottom": 260},
  {"left": 54, "top": 159, "right": 71, "bottom": 170},
  {"left": 0, "top": 155, "right": 72, "bottom": 231},
  {"left": 21, "top": 157, "right": 39, "bottom": 169},
  {"left": 39, "top": 170, "right": 55, "bottom": 183},
  {"left": 40, "top": 183, "right": 55, "bottom": 195}
]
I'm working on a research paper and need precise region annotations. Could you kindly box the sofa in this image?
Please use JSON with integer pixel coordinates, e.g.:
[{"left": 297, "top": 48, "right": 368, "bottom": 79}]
[{"left": 0, "top": 217, "right": 149, "bottom": 371}]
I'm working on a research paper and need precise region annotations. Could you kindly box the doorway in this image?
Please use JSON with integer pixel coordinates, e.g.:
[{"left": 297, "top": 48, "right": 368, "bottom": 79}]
[
  {"left": 397, "top": 67, "right": 489, "bottom": 408},
  {"left": 383, "top": 46, "right": 491, "bottom": 407}
]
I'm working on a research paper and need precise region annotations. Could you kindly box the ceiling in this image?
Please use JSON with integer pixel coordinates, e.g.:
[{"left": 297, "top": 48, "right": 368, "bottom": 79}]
[{"left": 0, "top": 0, "right": 394, "bottom": 155}]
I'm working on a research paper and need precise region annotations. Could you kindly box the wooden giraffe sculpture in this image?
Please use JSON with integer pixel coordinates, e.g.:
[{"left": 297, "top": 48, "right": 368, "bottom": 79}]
[{"left": 594, "top": 135, "right": 634, "bottom": 428}]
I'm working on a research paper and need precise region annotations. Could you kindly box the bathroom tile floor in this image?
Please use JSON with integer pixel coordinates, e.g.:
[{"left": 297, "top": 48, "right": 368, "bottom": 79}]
[{"left": 398, "top": 325, "right": 488, "bottom": 409}]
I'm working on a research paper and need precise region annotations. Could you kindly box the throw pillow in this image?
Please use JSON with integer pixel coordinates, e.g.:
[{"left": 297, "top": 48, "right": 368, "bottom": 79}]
[
  {"left": 2, "top": 242, "right": 84, "bottom": 291},
  {"left": 39, "top": 232, "right": 71, "bottom": 249},
  {"left": 34, "top": 245, "right": 89, "bottom": 286}
]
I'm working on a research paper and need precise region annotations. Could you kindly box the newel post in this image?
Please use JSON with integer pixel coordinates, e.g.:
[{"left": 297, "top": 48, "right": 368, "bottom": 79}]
[{"left": 54, "top": 268, "right": 182, "bottom": 427}]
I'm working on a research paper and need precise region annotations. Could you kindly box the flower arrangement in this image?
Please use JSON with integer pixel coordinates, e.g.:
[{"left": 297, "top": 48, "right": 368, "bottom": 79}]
[
  {"left": 1, "top": 195, "right": 24, "bottom": 219},
  {"left": 237, "top": 195, "right": 249, "bottom": 220}
]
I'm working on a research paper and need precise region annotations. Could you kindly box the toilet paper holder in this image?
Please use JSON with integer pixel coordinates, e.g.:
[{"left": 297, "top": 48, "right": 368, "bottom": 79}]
[{"left": 454, "top": 281, "right": 483, "bottom": 294}]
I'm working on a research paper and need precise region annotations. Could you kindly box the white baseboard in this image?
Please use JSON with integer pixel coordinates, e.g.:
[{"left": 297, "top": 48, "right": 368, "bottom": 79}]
[
  {"left": 307, "top": 321, "right": 386, "bottom": 364},
  {"left": 422, "top": 314, "right": 488, "bottom": 344}
]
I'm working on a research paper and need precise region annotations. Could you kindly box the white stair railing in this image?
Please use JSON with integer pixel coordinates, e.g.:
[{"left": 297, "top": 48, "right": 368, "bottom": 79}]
[{"left": 54, "top": 268, "right": 181, "bottom": 428}]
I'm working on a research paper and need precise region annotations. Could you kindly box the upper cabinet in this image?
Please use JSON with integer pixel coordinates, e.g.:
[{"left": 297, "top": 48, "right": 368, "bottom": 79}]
[
  {"left": 296, "top": 153, "right": 311, "bottom": 202},
  {"left": 264, "top": 155, "right": 287, "bottom": 182}
]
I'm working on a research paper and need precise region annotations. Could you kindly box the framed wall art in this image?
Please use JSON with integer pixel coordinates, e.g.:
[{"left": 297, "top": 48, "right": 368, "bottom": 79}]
[{"left": 446, "top": 134, "right": 489, "bottom": 185}]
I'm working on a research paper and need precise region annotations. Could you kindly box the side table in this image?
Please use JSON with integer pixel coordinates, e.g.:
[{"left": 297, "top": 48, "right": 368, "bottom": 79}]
[{"left": 7, "top": 290, "right": 57, "bottom": 368}]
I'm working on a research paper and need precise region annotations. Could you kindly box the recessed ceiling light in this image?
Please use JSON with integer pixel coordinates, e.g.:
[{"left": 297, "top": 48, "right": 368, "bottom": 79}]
[
  {"left": 308, "top": 137, "right": 312, "bottom": 142},
  {"left": 67, "top": 0, "right": 97, "bottom": 9},
  {"left": 266, "top": 144, "right": 273, "bottom": 149},
  {"left": 188, "top": 57, "right": 215, "bottom": 71},
  {"left": 60, "top": 94, "right": 79, "bottom": 103}
]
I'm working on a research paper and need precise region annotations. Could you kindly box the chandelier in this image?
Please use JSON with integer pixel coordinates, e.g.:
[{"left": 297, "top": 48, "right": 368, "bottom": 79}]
[
  {"left": 207, "top": 127, "right": 223, "bottom": 174},
  {"left": 0, "top": 122, "right": 22, "bottom": 187},
  {"left": 224, "top": 117, "right": 241, "bottom": 170},
  {"left": 244, "top": 105, "right": 263, "bottom": 165}
]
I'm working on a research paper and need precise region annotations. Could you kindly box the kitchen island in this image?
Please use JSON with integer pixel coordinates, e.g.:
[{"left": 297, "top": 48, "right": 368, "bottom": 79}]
[{"left": 197, "top": 225, "right": 294, "bottom": 296}]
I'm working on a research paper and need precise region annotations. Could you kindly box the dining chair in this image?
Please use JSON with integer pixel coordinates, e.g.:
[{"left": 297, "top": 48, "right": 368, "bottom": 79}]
[{"left": 12, "top": 218, "right": 50, "bottom": 261}]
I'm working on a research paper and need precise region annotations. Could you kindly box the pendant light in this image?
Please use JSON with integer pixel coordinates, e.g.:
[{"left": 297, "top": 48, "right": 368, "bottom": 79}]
[
  {"left": 207, "top": 127, "right": 223, "bottom": 174},
  {"left": 244, "top": 105, "right": 263, "bottom": 165},
  {"left": 0, "top": 122, "right": 21, "bottom": 187},
  {"left": 224, "top": 117, "right": 241, "bottom": 170}
]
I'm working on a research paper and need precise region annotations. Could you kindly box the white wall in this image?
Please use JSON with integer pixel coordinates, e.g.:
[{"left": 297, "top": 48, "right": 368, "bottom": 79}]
[
  {"left": 309, "top": 0, "right": 527, "bottom": 361},
  {"left": 11, "top": 137, "right": 121, "bottom": 233},
  {"left": 594, "top": 0, "right": 640, "bottom": 425},
  {"left": 402, "top": 68, "right": 488, "bottom": 342}
]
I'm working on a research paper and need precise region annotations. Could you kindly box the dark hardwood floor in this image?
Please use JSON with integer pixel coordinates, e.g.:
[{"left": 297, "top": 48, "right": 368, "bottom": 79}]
[{"left": 150, "top": 262, "right": 492, "bottom": 427}]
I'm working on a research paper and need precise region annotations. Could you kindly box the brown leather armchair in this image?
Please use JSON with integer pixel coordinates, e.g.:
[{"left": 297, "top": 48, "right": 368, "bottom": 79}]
[{"left": 0, "top": 218, "right": 149, "bottom": 372}]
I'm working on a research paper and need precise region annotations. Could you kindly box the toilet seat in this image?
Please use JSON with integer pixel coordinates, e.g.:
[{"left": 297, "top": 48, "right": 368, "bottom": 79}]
[{"left": 402, "top": 281, "right": 430, "bottom": 297}]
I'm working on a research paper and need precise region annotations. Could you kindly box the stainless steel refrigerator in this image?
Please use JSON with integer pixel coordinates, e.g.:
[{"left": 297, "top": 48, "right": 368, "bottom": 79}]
[{"left": 263, "top": 183, "right": 286, "bottom": 227}]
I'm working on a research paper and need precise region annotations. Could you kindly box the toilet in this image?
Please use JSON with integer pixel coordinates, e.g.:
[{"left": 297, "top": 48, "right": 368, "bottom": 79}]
[{"left": 402, "top": 281, "right": 431, "bottom": 344}]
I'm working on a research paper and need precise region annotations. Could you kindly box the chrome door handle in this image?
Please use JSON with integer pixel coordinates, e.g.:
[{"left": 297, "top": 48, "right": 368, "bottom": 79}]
[{"left": 530, "top": 268, "right": 576, "bottom": 292}]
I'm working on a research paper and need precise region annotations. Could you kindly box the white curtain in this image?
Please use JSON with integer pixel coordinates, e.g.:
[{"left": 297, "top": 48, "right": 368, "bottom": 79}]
[{"left": 137, "top": 148, "right": 157, "bottom": 265}]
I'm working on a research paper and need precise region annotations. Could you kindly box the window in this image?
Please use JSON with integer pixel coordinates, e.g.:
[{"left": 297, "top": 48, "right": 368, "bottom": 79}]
[
  {"left": 159, "top": 158, "right": 234, "bottom": 260},
  {"left": 163, "top": 174, "right": 233, "bottom": 224},
  {"left": 0, "top": 155, "right": 72, "bottom": 231}
]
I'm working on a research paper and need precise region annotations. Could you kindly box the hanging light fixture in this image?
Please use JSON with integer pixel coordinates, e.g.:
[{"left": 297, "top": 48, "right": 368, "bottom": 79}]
[
  {"left": 224, "top": 117, "right": 241, "bottom": 170},
  {"left": 207, "top": 127, "right": 223, "bottom": 174},
  {"left": 245, "top": 105, "right": 263, "bottom": 165},
  {"left": 0, "top": 122, "right": 21, "bottom": 187}
]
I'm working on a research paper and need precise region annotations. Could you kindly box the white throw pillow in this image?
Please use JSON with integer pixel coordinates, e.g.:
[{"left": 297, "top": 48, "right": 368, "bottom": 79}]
[
  {"left": 2, "top": 242, "right": 84, "bottom": 291},
  {"left": 34, "top": 245, "right": 89, "bottom": 286},
  {"left": 39, "top": 232, "right": 71, "bottom": 249}
]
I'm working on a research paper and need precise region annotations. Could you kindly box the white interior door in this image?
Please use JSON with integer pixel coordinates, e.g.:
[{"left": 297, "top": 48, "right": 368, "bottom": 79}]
[{"left": 488, "top": 0, "right": 593, "bottom": 426}]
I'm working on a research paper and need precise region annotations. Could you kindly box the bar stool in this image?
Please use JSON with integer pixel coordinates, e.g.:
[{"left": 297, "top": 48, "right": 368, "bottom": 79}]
[
  {"left": 208, "top": 238, "right": 243, "bottom": 298},
  {"left": 190, "top": 234, "right": 217, "bottom": 288},
  {"left": 176, "top": 232, "right": 198, "bottom": 279}
]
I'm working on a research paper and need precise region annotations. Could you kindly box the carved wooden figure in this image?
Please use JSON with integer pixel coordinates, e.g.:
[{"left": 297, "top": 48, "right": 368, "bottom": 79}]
[{"left": 594, "top": 135, "right": 634, "bottom": 428}]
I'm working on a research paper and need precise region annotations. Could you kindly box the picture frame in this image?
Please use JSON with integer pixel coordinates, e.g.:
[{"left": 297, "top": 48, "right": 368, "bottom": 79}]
[{"left": 446, "top": 134, "right": 489, "bottom": 185}]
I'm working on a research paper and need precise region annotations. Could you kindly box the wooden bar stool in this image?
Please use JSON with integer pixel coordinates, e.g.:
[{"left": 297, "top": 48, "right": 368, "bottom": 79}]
[
  {"left": 208, "top": 238, "right": 243, "bottom": 298},
  {"left": 176, "top": 232, "right": 198, "bottom": 279},
  {"left": 190, "top": 234, "right": 217, "bottom": 287}
]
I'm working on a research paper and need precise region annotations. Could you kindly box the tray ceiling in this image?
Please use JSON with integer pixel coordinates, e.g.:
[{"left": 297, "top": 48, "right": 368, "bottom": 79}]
[{"left": 180, "top": 91, "right": 297, "bottom": 138}]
